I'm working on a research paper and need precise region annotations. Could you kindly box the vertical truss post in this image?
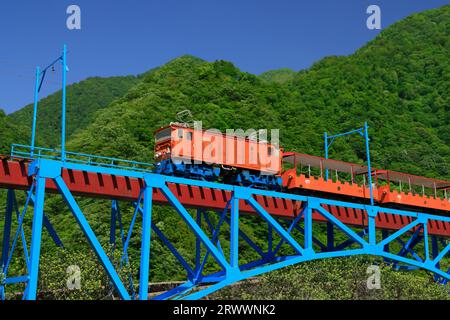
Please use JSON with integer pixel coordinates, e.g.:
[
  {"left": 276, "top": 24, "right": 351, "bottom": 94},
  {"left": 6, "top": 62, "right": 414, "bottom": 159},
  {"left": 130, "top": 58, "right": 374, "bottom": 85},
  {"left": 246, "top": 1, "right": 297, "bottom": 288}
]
[
  {"left": 195, "top": 209, "right": 202, "bottom": 277},
  {"left": 431, "top": 236, "right": 440, "bottom": 280},
  {"left": 1, "top": 190, "right": 15, "bottom": 300},
  {"left": 1, "top": 190, "right": 14, "bottom": 270},
  {"left": 382, "top": 230, "right": 390, "bottom": 252},
  {"left": 109, "top": 200, "right": 126, "bottom": 295},
  {"left": 0, "top": 190, "right": 14, "bottom": 300},
  {"left": 139, "top": 186, "right": 153, "bottom": 300},
  {"left": 110, "top": 200, "right": 118, "bottom": 249},
  {"left": 230, "top": 196, "right": 239, "bottom": 272},
  {"left": 268, "top": 225, "right": 273, "bottom": 259},
  {"left": 423, "top": 219, "right": 430, "bottom": 262},
  {"left": 304, "top": 201, "right": 313, "bottom": 255},
  {"left": 26, "top": 177, "right": 46, "bottom": 300},
  {"left": 382, "top": 229, "right": 391, "bottom": 264},
  {"left": 367, "top": 207, "right": 378, "bottom": 246},
  {"left": 326, "top": 222, "right": 334, "bottom": 251}
]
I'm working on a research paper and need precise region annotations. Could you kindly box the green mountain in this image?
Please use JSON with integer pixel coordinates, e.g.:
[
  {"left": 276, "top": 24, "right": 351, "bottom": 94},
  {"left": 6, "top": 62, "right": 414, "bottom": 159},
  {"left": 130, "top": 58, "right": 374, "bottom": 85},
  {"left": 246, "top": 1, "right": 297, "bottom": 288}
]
[
  {"left": 67, "top": 5, "right": 449, "bottom": 180},
  {"left": 8, "top": 75, "right": 141, "bottom": 148}
]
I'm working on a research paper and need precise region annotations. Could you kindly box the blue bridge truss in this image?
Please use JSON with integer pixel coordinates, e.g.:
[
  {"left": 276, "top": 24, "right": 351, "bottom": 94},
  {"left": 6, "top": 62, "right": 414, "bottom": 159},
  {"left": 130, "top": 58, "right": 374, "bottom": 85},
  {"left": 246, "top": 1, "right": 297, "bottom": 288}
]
[{"left": 1, "top": 157, "right": 449, "bottom": 300}]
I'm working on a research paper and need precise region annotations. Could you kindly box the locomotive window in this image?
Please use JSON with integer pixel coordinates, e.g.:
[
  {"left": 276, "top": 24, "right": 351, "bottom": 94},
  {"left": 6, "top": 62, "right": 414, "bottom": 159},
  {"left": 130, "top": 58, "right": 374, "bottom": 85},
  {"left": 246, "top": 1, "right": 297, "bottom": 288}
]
[
  {"left": 155, "top": 128, "right": 172, "bottom": 143},
  {"left": 268, "top": 146, "right": 273, "bottom": 156},
  {"left": 178, "top": 129, "right": 184, "bottom": 139},
  {"left": 186, "top": 132, "right": 193, "bottom": 141}
]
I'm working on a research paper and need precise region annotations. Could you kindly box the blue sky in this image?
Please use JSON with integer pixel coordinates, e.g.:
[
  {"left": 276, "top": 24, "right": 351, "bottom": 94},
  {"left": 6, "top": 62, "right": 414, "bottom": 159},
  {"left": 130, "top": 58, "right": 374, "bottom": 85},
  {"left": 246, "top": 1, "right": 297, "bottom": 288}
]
[{"left": 0, "top": 0, "right": 448, "bottom": 113}]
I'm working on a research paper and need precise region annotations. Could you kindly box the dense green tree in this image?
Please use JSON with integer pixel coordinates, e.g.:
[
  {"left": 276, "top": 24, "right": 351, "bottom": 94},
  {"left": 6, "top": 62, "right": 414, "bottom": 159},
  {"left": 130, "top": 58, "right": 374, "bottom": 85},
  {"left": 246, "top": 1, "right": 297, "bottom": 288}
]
[
  {"left": 259, "top": 68, "right": 296, "bottom": 84},
  {"left": 0, "top": 108, "right": 29, "bottom": 153}
]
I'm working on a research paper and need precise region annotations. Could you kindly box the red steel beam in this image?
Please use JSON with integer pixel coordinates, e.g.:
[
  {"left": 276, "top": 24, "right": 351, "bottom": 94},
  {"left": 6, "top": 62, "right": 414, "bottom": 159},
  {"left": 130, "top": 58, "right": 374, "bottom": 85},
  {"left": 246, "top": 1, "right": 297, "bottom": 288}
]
[{"left": 1, "top": 159, "right": 449, "bottom": 238}]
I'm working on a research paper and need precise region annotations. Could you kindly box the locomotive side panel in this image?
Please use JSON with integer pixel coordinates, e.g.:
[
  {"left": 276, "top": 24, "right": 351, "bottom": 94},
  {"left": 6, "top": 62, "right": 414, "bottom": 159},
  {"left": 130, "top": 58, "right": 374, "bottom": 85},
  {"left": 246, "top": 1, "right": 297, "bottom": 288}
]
[{"left": 155, "top": 125, "right": 282, "bottom": 176}]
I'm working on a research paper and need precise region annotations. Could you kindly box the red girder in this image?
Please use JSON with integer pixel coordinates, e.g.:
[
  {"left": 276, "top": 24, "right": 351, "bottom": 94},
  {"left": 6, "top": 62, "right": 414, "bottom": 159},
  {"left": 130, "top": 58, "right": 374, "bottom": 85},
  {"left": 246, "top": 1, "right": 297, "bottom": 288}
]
[{"left": 1, "top": 159, "right": 449, "bottom": 238}]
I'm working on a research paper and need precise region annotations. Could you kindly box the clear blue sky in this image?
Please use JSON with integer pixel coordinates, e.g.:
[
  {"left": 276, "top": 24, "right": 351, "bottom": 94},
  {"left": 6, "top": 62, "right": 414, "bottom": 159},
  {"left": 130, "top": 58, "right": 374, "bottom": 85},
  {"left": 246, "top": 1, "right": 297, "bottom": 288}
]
[{"left": 0, "top": 0, "right": 448, "bottom": 113}]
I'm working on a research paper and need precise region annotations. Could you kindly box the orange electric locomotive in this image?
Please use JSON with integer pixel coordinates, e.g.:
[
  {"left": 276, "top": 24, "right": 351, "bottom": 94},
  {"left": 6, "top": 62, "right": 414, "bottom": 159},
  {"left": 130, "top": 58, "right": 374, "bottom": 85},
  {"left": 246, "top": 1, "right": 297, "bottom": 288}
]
[{"left": 154, "top": 124, "right": 283, "bottom": 189}]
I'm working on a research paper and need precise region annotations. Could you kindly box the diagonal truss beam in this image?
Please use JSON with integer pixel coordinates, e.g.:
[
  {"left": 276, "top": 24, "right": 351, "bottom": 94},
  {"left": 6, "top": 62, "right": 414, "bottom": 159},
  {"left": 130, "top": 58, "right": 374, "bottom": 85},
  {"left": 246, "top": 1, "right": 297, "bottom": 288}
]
[
  {"left": 54, "top": 176, "right": 130, "bottom": 300},
  {"left": 158, "top": 183, "right": 231, "bottom": 272},
  {"left": 247, "top": 197, "right": 305, "bottom": 255},
  {"left": 314, "top": 205, "right": 368, "bottom": 247}
]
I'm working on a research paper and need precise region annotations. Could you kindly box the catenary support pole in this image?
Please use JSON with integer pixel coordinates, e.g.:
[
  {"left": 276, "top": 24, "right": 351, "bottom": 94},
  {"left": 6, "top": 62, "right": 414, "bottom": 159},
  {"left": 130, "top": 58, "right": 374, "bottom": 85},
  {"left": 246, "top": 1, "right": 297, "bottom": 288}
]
[
  {"left": 364, "top": 122, "right": 374, "bottom": 205},
  {"left": 30, "top": 67, "right": 40, "bottom": 157},
  {"left": 61, "top": 44, "right": 67, "bottom": 162}
]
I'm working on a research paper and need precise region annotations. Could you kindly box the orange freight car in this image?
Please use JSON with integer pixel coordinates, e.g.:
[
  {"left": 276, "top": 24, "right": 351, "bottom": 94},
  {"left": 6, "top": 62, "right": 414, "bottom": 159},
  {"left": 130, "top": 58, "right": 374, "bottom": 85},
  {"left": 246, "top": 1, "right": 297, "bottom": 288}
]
[{"left": 282, "top": 152, "right": 450, "bottom": 214}]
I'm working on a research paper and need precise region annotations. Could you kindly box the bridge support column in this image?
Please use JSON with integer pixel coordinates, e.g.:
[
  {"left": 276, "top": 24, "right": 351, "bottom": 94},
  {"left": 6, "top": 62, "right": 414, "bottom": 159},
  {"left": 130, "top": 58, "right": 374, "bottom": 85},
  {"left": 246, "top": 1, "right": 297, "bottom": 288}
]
[
  {"left": 432, "top": 236, "right": 440, "bottom": 282},
  {"left": 423, "top": 219, "right": 430, "bottom": 263},
  {"left": 367, "top": 207, "right": 379, "bottom": 247},
  {"left": 303, "top": 202, "right": 313, "bottom": 255},
  {"left": 194, "top": 209, "right": 202, "bottom": 278},
  {"left": 26, "top": 176, "right": 46, "bottom": 300},
  {"left": 110, "top": 200, "right": 119, "bottom": 251},
  {"left": 230, "top": 196, "right": 239, "bottom": 274},
  {"left": 326, "top": 222, "right": 334, "bottom": 251},
  {"left": 139, "top": 186, "right": 153, "bottom": 300},
  {"left": 1, "top": 190, "right": 14, "bottom": 272},
  {"left": 268, "top": 225, "right": 273, "bottom": 259},
  {"left": 0, "top": 190, "right": 14, "bottom": 300}
]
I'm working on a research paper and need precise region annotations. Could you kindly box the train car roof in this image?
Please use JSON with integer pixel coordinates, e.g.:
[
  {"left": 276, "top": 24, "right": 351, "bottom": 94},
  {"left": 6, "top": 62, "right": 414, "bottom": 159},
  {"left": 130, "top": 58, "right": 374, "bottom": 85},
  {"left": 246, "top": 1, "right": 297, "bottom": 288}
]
[
  {"left": 374, "top": 170, "right": 450, "bottom": 190},
  {"left": 283, "top": 152, "right": 368, "bottom": 175}
]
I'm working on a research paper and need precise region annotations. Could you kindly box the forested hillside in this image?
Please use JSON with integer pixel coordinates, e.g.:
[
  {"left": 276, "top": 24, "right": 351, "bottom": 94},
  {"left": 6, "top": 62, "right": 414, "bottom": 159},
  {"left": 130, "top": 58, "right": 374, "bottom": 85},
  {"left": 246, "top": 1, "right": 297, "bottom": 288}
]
[
  {"left": 0, "top": 109, "right": 29, "bottom": 153},
  {"left": 0, "top": 5, "right": 448, "bottom": 299},
  {"left": 66, "top": 5, "right": 449, "bottom": 180},
  {"left": 7, "top": 75, "right": 141, "bottom": 148},
  {"left": 2, "top": 6, "right": 448, "bottom": 179}
]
